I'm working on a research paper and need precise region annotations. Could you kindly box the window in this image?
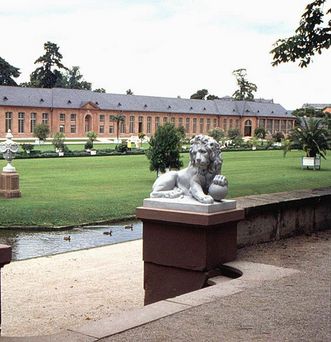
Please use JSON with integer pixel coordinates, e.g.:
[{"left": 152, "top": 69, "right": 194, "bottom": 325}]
[
  {"left": 42, "top": 113, "right": 49, "bottom": 125},
  {"left": 244, "top": 120, "right": 252, "bottom": 136},
  {"left": 235, "top": 119, "right": 240, "bottom": 129},
  {"left": 266, "top": 119, "right": 273, "bottom": 133},
  {"left": 99, "top": 114, "right": 105, "bottom": 122},
  {"left": 138, "top": 116, "right": 143, "bottom": 133},
  {"left": 155, "top": 117, "right": 160, "bottom": 131},
  {"left": 274, "top": 120, "right": 280, "bottom": 132},
  {"left": 59, "top": 113, "right": 65, "bottom": 122},
  {"left": 5, "top": 112, "right": 12, "bottom": 132},
  {"left": 199, "top": 118, "right": 204, "bottom": 133},
  {"left": 59, "top": 125, "right": 65, "bottom": 133},
  {"left": 30, "top": 113, "right": 36, "bottom": 133},
  {"left": 129, "top": 116, "right": 135, "bottom": 133},
  {"left": 281, "top": 120, "right": 287, "bottom": 133},
  {"left": 147, "top": 117, "right": 152, "bottom": 134},
  {"left": 109, "top": 126, "right": 114, "bottom": 134},
  {"left": 120, "top": 117, "right": 126, "bottom": 133},
  {"left": 163, "top": 117, "right": 168, "bottom": 124},
  {"left": 229, "top": 119, "right": 233, "bottom": 129},
  {"left": 185, "top": 118, "right": 190, "bottom": 133},
  {"left": 99, "top": 125, "right": 104, "bottom": 134},
  {"left": 70, "top": 113, "right": 77, "bottom": 122},
  {"left": 287, "top": 121, "right": 293, "bottom": 132},
  {"left": 171, "top": 117, "right": 175, "bottom": 126},
  {"left": 206, "top": 118, "right": 211, "bottom": 132},
  {"left": 18, "top": 112, "right": 25, "bottom": 133},
  {"left": 178, "top": 117, "right": 183, "bottom": 127},
  {"left": 213, "top": 118, "right": 217, "bottom": 128},
  {"left": 223, "top": 119, "right": 227, "bottom": 132},
  {"left": 70, "top": 125, "right": 76, "bottom": 133},
  {"left": 259, "top": 119, "right": 265, "bottom": 128},
  {"left": 193, "top": 118, "right": 197, "bottom": 133}
]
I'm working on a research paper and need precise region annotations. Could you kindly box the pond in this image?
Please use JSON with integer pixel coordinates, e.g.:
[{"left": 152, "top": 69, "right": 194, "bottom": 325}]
[{"left": 0, "top": 220, "right": 142, "bottom": 261}]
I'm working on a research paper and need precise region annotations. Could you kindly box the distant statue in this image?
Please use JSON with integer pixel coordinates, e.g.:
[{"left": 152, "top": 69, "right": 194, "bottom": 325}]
[{"left": 150, "top": 135, "right": 228, "bottom": 204}]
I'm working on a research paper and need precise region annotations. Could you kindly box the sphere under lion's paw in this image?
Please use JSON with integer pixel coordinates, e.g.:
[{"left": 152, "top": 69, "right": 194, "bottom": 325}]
[{"left": 208, "top": 179, "right": 228, "bottom": 202}]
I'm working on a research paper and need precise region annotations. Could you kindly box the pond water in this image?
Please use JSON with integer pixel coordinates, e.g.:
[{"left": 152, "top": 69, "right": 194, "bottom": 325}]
[{"left": 0, "top": 220, "right": 142, "bottom": 261}]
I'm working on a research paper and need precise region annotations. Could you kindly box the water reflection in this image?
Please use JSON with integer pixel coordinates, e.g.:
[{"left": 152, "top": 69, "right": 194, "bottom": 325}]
[{"left": 0, "top": 221, "right": 142, "bottom": 261}]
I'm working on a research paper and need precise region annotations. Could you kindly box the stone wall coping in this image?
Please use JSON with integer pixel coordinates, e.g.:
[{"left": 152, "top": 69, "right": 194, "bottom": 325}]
[{"left": 136, "top": 207, "right": 245, "bottom": 226}]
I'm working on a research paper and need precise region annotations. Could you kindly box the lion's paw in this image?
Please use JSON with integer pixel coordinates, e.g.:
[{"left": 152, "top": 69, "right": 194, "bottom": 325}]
[
  {"left": 197, "top": 194, "right": 214, "bottom": 204},
  {"left": 212, "top": 175, "right": 228, "bottom": 186}
]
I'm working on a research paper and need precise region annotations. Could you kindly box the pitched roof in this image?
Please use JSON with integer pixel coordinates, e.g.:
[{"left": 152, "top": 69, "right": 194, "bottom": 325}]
[{"left": 0, "top": 86, "right": 292, "bottom": 118}]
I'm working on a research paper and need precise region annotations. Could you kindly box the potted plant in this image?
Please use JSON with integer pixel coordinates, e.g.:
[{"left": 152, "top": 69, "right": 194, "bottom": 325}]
[
  {"left": 52, "top": 132, "right": 65, "bottom": 156},
  {"left": 285, "top": 116, "right": 329, "bottom": 170},
  {"left": 21, "top": 143, "right": 34, "bottom": 154},
  {"left": 86, "top": 131, "right": 97, "bottom": 154}
]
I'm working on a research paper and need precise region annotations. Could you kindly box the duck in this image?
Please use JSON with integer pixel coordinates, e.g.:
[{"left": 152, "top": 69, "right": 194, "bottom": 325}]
[
  {"left": 124, "top": 224, "right": 133, "bottom": 231},
  {"left": 64, "top": 236, "right": 71, "bottom": 241},
  {"left": 103, "top": 230, "right": 112, "bottom": 236}
]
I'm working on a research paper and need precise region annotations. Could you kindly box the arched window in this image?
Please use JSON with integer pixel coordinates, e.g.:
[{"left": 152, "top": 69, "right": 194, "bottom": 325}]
[
  {"left": 244, "top": 119, "right": 252, "bottom": 136},
  {"left": 85, "top": 114, "right": 92, "bottom": 133}
]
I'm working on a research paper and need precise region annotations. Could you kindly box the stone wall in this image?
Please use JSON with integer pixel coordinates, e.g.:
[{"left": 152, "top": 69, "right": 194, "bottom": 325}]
[{"left": 236, "top": 187, "right": 331, "bottom": 247}]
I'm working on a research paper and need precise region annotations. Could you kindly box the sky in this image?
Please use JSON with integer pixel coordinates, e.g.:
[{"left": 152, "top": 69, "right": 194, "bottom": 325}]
[{"left": 1, "top": 0, "right": 330, "bottom": 110}]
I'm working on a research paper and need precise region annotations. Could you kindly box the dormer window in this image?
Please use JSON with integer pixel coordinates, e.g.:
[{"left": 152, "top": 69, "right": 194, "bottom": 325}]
[
  {"left": 3, "top": 96, "right": 8, "bottom": 101},
  {"left": 203, "top": 107, "right": 206, "bottom": 111},
  {"left": 190, "top": 106, "right": 193, "bottom": 110},
  {"left": 271, "top": 110, "right": 274, "bottom": 114},
  {"left": 144, "top": 104, "right": 148, "bottom": 108},
  {"left": 118, "top": 102, "right": 122, "bottom": 107},
  {"left": 168, "top": 105, "right": 171, "bottom": 109},
  {"left": 232, "top": 109, "right": 236, "bottom": 112},
  {"left": 245, "top": 109, "right": 249, "bottom": 112},
  {"left": 40, "top": 98, "right": 44, "bottom": 103},
  {"left": 67, "top": 100, "right": 72, "bottom": 104},
  {"left": 95, "top": 101, "right": 99, "bottom": 105},
  {"left": 257, "top": 110, "right": 260, "bottom": 113}
]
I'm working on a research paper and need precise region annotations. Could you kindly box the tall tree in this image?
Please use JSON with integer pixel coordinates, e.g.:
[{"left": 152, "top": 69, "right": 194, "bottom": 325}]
[
  {"left": 126, "top": 89, "right": 133, "bottom": 95},
  {"left": 190, "top": 89, "right": 209, "bottom": 100},
  {"left": 271, "top": 0, "right": 331, "bottom": 67},
  {"left": 61, "top": 66, "right": 92, "bottom": 90},
  {"left": 232, "top": 68, "right": 257, "bottom": 101},
  {"left": 0, "top": 57, "right": 21, "bottom": 86},
  {"left": 29, "top": 41, "right": 68, "bottom": 88},
  {"left": 110, "top": 114, "right": 125, "bottom": 141},
  {"left": 146, "top": 123, "right": 183, "bottom": 175},
  {"left": 93, "top": 88, "right": 106, "bottom": 93}
]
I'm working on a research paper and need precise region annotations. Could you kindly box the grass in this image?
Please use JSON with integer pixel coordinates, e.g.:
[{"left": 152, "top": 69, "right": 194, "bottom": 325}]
[{"left": 0, "top": 150, "right": 330, "bottom": 228}]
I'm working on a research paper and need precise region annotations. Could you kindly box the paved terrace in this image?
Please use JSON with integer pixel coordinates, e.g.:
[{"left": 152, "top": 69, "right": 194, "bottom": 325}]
[{"left": 1, "top": 230, "right": 329, "bottom": 341}]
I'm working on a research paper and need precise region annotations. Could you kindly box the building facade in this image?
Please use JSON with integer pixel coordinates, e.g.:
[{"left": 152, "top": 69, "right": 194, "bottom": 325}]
[{"left": 0, "top": 86, "right": 295, "bottom": 139}]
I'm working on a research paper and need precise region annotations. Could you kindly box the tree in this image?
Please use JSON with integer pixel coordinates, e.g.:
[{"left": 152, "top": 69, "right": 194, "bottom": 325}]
[
  {"left": 206, "top": 94, "right": 220, "bottom": 100},
  {"left": 86, "top": 131, "right": 97, "bottom": 144},
  {"left": 190, "top": 89, "right": 209, "bottom": 100},
  {"left": 176, "top": 126, "right": 186, "bottom": 141},
  {"left": 227, "top": 128, "right": 241, "bottom": 140},
  {"left": 232, "top": 69, "right": 257, "bottom": 101},
  {"left": 93, "top": 88, "right": 106, "bottom": 93},
  {"left": 286, "top": 116, "right": 329, "bottom": 158},
  {"left": 29, "top": 41, "right": 68, "bottom": 88},
  {"left": 33, "top": 123, "right": 50, "bottom": 141},
  {"left": 271, "top": 0, "right": 331, "bottom": 67},
  {"left": 291, "top": 107, "right": 324, "bottom": 117},
  {"left": 110, "top": 114, "right": 125, "bottom": 141},
  {"left": 208, "top": 128, "right": 225, "bottom": 142},
  {"left": 272, "top": 131, "right": 285, "bottom": 142},
  {"left": 0, "top": 57, "right": 21, "bottom": 86},
  {"left": 146, "top": 123, "right": 183, "bottom": 175},
  {"left": 254, "top": 127, "right": 267, "bottom": 139},
  {"left": 52, "top": 132, "right": 65, "bottom": 151},
  {"left": 126, "top": 89, "right": 134, "bottom": 95},
  {"left": 61, "top": 66, "right": 91, "bottom": 90}
]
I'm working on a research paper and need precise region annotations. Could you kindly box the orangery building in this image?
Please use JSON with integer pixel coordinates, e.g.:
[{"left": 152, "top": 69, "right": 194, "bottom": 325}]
[{"left": 0, "top": 86, "right": 295, "bottom": 139}]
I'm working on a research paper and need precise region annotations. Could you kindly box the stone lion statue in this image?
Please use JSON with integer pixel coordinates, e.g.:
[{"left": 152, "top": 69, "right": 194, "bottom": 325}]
[{"left": 150, "top": 135, "right": 228, "bottom": 204}]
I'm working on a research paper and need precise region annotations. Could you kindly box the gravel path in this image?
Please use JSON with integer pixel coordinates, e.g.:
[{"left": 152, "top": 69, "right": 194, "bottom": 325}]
[
  {"left": 2, "top": 240, "right": 144, "bottom": 337},
  {"left": 104, "top": 230, "right": 331, "bottom": 342}
]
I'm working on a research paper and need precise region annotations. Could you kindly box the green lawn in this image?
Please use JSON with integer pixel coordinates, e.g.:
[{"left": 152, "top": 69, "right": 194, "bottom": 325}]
[{"left": 0, "top": 150, "right": 330, "bottom": 228}]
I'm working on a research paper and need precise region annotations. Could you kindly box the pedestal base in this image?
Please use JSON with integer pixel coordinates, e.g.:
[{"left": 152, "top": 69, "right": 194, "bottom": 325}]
[
  {"left": 0, "top": 172, "right": 21, "bottom": 198},
  {"left": 137, "top": 206, "right": 245, "bottom": 305}
]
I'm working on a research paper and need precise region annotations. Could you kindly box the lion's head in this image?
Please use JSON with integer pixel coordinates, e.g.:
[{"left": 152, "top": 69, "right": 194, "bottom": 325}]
[{"left": 189, "top": 135, "right": 222, "bottom": 175}]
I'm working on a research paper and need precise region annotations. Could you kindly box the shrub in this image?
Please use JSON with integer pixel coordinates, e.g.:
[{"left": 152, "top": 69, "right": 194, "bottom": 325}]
[
  {"left": 21, "top": 143, "right": 34, "bottom": 153},
  {"left": 33, "top": 123, "right": 50, "bottom": 141},
  {"left": 115, "top": 141, "right": 128, "bottom": 153},
  {"left": 84, "top": 140, "right": 93, "bottom": 150}
]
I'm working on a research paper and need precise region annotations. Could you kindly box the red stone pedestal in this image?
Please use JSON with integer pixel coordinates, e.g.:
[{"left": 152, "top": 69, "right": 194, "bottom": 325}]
[
  {"left": 0, "top": 172, "right": 21, "bottom": 198},
  {"left": 0, "top": 244, "right": 11, "bottom": 334},
  {"left": 136, "top": 206, "right": 245, "bottom": 305}
]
